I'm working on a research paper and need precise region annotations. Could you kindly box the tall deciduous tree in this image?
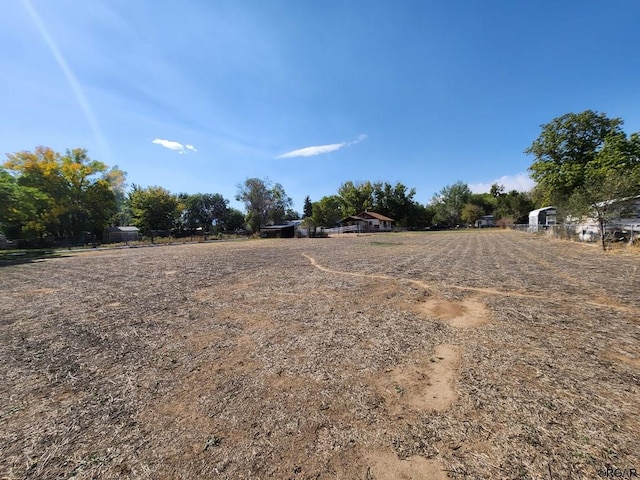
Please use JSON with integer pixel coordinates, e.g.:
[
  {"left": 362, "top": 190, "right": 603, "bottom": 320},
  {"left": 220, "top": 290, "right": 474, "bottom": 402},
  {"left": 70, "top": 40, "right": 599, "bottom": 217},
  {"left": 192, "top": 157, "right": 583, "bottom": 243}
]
[
  {"left": 220, "top": 208, "right": 247, "bottom": 233},
  {"left": 566, "top": 133, "right": 640, "bottom": 250},
  {"left": 430, "top": 181, "right": 472, "bottom": 226},
  {"left": 494, "top": 190, "right": 534, "bottom": 224},
  {"left": 0, "top": 168, "right": 52, "bottom": 239},
  {"left": 528, "top": 111, "right": 640, "bottom": 244},
  {"left": 337, "top": 181, "right": 374, "bottom": 216},
  {"left": 236, "top": 178, "right": 272, "bottom": 233},
  {"left": 180, "top": 193, "right": 229, "bottom": 238},
  {"left": 372, "top": 182, "right": 418, "bottom": 227},
  {"left": 461, "top": 203, "right": 485, "bottom": 225},
  {"left": 311, "top": 195, "right": 343, "bottom": 227},
  {"left": 235, "top": 178, "right": 294, "bottom": 233},
  {"left": 3, "top": 146, "right": 123, "bottom": 240},
  {"left": 128, "top": 185, "right": 179, "bottom": 240},
  {"left": 526, "top": 110, "right": 625, "bottom": 206},
  {"left": 268, "top": 183, "right": 295, "bottom": 225}
]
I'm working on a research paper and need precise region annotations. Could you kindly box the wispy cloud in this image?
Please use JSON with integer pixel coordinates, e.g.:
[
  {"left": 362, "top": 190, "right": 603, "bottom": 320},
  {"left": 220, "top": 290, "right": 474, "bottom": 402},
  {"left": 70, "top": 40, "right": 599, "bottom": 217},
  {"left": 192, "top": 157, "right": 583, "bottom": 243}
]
[
  {"left": 469, "top": 173, "right": 535, "bottom": 193},
  {"left": 277, "top": 134, "right": 367, "bottom": 159},
  {"left": 152, "top": 138, "right": 197, "bottom": 154}
]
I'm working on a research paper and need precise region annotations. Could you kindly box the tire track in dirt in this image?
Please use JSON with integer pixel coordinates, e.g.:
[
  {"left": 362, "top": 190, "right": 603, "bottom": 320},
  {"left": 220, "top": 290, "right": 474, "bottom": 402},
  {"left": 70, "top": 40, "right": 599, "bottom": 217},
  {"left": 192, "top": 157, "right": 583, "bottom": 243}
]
[
  {"left": 301, "top": 253, "right": 635, "bottom": 313},
  {"left": 303, "top": 253, "right": 542, "bottom": 301}
]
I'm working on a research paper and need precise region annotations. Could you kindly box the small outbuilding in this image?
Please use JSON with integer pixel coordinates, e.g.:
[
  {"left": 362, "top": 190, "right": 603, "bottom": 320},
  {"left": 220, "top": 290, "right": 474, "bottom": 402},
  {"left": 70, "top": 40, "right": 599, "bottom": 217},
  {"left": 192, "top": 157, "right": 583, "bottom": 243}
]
[
  {"left": 260, "top": 220, "right": 302, "bottom": 238},
  {"left": 474, "top": 215, "right": 495, "bottom": 228},
  {"left": 105, "top": 226, "right": 140, "bottom": 243},
  {"left": 528, "top": 207, "right": 557, "bottom": 232}
]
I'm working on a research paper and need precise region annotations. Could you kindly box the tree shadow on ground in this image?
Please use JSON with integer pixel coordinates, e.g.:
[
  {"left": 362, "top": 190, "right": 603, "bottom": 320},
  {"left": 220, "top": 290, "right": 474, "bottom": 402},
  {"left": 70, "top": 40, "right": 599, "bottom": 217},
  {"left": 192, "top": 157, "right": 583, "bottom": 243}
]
[{"left": 0, "top": 250, "right": 71, "bottom": 267}]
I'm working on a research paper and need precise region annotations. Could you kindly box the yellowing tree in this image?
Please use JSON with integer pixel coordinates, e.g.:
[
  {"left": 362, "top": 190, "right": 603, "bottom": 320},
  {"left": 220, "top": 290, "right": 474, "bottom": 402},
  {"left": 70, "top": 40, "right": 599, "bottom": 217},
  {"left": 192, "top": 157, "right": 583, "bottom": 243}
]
[{"left": 3, "top": 146, "right": 124, "bottom": 240}]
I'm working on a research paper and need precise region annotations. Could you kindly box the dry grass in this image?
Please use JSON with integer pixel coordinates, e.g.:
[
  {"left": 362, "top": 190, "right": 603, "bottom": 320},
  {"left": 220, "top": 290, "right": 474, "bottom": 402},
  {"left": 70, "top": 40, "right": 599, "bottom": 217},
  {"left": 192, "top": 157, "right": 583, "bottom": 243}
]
[{"left": 1, "top": 230, "right": 639, "bottom": 479}]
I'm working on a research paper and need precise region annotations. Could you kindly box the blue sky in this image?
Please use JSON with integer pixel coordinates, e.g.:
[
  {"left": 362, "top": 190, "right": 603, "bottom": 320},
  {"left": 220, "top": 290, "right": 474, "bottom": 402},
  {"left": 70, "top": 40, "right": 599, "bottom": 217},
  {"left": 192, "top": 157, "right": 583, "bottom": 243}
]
[{"left": 2, "top": 1, "right": 640, "bottom": 212}]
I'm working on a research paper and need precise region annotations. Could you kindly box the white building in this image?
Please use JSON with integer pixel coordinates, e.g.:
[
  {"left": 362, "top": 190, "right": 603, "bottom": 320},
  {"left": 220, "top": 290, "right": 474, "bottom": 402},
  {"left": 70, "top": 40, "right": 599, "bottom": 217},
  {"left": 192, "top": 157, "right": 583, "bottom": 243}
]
[
  {"left": 528, "top": 206, "right": 557, "bottom": 232},
  {"left": 571, "top": 196, "right": 640, "bottom": 242}
]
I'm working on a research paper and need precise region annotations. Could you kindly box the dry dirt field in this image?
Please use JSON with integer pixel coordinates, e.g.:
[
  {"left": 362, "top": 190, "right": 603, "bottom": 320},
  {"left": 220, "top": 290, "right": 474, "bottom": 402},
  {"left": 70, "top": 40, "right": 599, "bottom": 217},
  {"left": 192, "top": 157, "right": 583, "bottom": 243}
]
[{"left": 1, "top": 230, "right": 639, "bottom": 479}]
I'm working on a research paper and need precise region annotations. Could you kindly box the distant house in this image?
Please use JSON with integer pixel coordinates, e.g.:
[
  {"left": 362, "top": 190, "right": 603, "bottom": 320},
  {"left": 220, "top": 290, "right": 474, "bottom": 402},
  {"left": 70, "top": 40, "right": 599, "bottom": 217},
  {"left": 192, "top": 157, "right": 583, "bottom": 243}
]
[
  {"left": 339, "top": 211, "right": 395, "bottom": 232},
  {"left": 105, "top": 226, "right": 140, "bottom": 243},
  {"left": 474, "top": 215, "right": 495, "bottom": 228},
  {"left": 528, "top": 207, "right": 557, "bottom": 232}
]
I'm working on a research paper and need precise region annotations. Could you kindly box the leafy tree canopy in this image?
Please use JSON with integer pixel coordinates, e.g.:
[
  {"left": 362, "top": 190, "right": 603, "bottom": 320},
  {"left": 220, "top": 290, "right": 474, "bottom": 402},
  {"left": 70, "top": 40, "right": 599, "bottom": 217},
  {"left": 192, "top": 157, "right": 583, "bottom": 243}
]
[
  {"left": 430, "top": 181, "right": 472, "bottom": 226},
  {"left": 128, "top": 185, "right": 179, "bottom": 234},
  {"left": 461, "top": 203, "right": 485, "bottom": 225},
  {"left": 220, "top": 208, "right": 247, "bottom": 233},
  {"left": 311, "top": 195, "right": 343, "bottom": 228},
  {"left": 179, "top": 193, "right": 229, "bottom": 236},
  {"left": 337, "top": 181, "right": 374, "bottom": 216},
  {"left": 2, "top": 146, "right": 124, "bottom": 239},
  {"left": 336, "top": 180, "right": 425, "bottom": 228},
  {"left": 526, "top": 110, "right": 627, "bottom": 206},
  {"left": 235, "top": 178, "right": 294, "bottom": 233},
  {"left": 494, "top": 189, "right": 534, "bottom": 224}
]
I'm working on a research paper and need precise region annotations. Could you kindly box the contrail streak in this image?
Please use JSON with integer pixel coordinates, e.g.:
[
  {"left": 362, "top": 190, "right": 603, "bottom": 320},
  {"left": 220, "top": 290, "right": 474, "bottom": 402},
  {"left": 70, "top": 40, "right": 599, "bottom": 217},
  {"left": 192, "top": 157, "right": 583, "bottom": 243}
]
[{"left": 21, "top": 0, "right": 110, "bottom": 160}]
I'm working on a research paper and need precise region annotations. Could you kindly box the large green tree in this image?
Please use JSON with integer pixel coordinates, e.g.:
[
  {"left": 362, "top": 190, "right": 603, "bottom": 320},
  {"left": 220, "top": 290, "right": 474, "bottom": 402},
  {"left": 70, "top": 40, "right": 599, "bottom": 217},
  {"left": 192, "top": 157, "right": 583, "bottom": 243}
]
[
  {"left": 335, "top": 180, "right": 426, "bottom": 228},
  {"left": 128, "top": 185, "right": 179, "bottom": 240},
  {"left": 236, "top": 178, "right": 271, "bottom": 233},
  {"left": 528, "top": 111, "right": 640, "bottom": 241},
  {"left": 460, "top": 203, "right": 485, "bottom": 225},
  {"left": 526, "top": 110, "right": 626, "bottom": 206},
  {"left": 337, "top": 181, "right": 374, "bottom": 216},
  {"left": 372, "top": 182, "right": 418, "bottom": 227},
  {"left": 430, "top": 181, "right": 472, "bottom": 226},
  {"left": 0, "top": 168, "right": 52, "bottom": 239},
  {"left": 235, "top": 178, "right": 295, "bottom": 233},
  {"left": 268, "top": 183, "right": 296, "bottom": 225},
  {"left": 494, "top": 189, "right": 534, "bottom": 224},
  {"left": 220, "top": 208, "right": 247, "bottom": 233},
  {"left": 311, "top": 195, "right": 343, "bottom": 227},
  {"left": 180, "top": 193, "right": 229, "bottom": 238}
]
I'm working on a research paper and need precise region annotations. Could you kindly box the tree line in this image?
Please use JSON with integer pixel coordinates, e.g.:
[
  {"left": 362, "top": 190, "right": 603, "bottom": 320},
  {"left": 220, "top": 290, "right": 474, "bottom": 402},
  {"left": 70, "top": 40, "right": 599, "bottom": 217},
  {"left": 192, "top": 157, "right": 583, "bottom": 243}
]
[
  {"left": 1, "top": 110, "right": 638, "bottom": 245},
  {"left": 0, "top": 147, "right": 247, "bottom": 244}
]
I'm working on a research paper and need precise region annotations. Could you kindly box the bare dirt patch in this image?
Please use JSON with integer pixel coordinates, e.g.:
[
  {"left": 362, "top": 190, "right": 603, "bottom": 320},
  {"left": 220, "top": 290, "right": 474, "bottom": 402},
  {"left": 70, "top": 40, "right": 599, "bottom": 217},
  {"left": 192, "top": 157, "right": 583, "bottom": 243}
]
[
  {"left": 375, "top": 344, "right": 461, "bottom": 414},
  {"left": 1, "top": 231, "right": 639, "bottom": 479},
  {"left": 420, "top": 297, "right": 491, "bottom": 328},
  {"left": 363, "top": 450, "right": 446, "bottom": 480}
]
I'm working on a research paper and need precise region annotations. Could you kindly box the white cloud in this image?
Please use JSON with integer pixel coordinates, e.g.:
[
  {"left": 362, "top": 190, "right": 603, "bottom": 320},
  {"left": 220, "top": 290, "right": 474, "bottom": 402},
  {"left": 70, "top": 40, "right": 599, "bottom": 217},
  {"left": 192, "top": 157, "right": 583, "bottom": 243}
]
[
  {"left": 347, "top": 134, "right": 367, "bottom": 145},
  {"left": 152, "top": 138, "right": 197, "bottom": 154},
  {"left": 277, "top": 134, "right": 367, "bottom": 158},
  {"left": 278, "top": 142, "right": 345, "bottom": 158},
  {"left": 469, "top": 173, "right": 535, "bottom": 194}
]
